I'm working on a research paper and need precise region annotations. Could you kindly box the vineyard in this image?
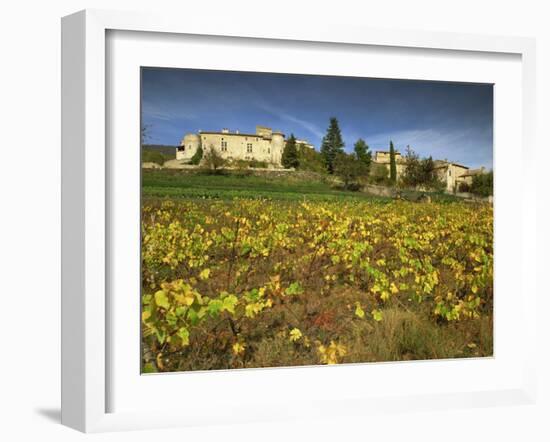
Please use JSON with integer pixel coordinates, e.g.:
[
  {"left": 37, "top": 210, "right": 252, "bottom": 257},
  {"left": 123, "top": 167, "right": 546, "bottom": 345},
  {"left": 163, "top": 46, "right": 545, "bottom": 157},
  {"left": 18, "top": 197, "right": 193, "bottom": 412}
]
[{"left": 141, "top": 195, "right": 493, "bottom": 372}]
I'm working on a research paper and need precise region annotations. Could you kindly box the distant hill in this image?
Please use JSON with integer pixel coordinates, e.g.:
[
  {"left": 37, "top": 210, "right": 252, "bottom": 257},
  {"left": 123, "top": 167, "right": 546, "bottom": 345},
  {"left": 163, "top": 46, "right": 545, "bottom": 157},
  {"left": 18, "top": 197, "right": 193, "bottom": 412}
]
[
  {"left": 141, "top": 145, "right": 177, "bottom": 165},
  {"left": 142, "top": 144, "right": 177, "bottom": 158}
]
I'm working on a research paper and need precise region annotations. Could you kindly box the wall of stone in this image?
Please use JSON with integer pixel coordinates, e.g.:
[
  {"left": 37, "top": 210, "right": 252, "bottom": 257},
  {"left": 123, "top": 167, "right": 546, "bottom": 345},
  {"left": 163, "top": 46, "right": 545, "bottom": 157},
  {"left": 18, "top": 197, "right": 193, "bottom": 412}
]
[
  {"left": 176, "top": 130, "right": 284, "bottom": 165},
  {"left": 201, "top": 133, "right": 273, "bottom": 162}
]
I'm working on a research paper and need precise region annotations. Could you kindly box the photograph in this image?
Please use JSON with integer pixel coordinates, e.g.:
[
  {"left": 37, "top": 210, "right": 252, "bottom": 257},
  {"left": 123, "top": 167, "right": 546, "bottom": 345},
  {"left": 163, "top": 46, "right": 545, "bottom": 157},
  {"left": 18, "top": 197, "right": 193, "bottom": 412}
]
[{"left": 140, "top": 67, "right": 494, "bottom": 373}]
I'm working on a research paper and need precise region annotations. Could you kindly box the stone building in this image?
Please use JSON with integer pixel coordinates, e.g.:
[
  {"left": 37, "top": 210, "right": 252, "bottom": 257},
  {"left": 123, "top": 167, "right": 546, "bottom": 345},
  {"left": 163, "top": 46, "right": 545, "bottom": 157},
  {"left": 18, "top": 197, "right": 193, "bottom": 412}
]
[
  {"left": 373, "top": 150, "right": 487, "bottom": 193},
  {"left": 177, "top": 125, "right": 285, "bottom": 166},
  {"left": 455, "top": 167, "right": 487, "bottom": 186},
  {"left": 372, "top": 150, "right": 407, "bottom": 178},
  {"left": 433, "top": 160, "right": 470, "bottom": 192}
]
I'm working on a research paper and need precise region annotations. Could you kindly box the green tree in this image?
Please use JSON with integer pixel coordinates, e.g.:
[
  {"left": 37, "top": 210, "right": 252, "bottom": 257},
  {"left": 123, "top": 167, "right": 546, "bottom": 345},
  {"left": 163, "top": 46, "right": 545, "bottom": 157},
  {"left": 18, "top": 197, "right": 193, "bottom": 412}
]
[
  {"left": 190, "top": 144, "right": 203, "bottom": 165},
  {"left": 334, "top": 152, "right": 369, "bottom": 190},
  {"left": 401, "top": 147, "right": 443, "bottom": 190},
  {"left": 369, "top": 162, "right": 389, "bottom": 184},
  {"left": 296, "top": 143, "right": 326, "bottom": 173},
  {"left": 470, "top": 170, "right": 493, "bottom": 197},
  {"left": 201, "top": 146, "right": 226, "bottom": 173},
  {"left": 142, "top": 149, "right": 165, "bottom": 166},
  {"left": 282, "top": 133, "right": 299, "bottom": 169},
  {"left": 320, "top": 117, "right": 345, "bottom": 174},
  {"left": 389, "top": 140, "right": 397, "bottom": 184},
  {"left": 401, "top": 145, "right": 421, "bottom": 187},
  {"left": 354, "top": 138, "right": 372, "bottom": 169}
]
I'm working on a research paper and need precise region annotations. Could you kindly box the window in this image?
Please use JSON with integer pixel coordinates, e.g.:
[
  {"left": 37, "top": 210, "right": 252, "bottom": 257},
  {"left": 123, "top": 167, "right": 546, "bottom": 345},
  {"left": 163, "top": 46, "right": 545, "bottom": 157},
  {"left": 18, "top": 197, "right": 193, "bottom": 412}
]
[
  {"left": 221, "top": 141, "right": 228, "bottom": 152},
  {"left": 267, "top": 147, "right": 270, "bottom": 154},
  {"left": 178, "top": 145, "right": 185, "bottom": 152},
  {"left": 247, "top": 143, "right": 253, "bottom": 153},
  {"left": 449, "top": 170, "right": 451, "bottom": 176}
]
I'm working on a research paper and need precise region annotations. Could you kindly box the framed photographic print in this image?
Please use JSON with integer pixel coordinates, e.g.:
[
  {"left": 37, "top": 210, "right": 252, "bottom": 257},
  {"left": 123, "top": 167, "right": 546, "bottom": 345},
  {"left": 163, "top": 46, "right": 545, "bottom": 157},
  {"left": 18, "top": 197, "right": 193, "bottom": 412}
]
[
  {"left": 61, "top": 9, "right": 537, "bottom": 432},
  {"left": 139, "top": 67, "right": 495, "bottom": 374}
]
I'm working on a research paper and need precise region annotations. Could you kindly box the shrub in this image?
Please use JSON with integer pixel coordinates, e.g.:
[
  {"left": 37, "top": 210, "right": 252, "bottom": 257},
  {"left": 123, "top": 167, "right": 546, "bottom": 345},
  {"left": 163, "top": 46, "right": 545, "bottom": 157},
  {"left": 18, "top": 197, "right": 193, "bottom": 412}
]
[
  {"left": 282, "top": 134, "right": 299, "bottom": 169},
  {"left": 190, "top": 145, "right": 203, "bottom": 165},
  {"left": 470, "top": 171, "right": 493, "bottom": 197},
  {"left": 201, "top": 147, "right": 226, "bottom": 173},
  {"left": 458, "top": 182, "right": 470, "bottom": 193},
  {"left": 248, "top": 159, "right": 268, "bottom": 169},
  {"left": 334, "top": 152, "right": 368, "bottom": 190},
  {"left": 369, "top": 162, "right": 389, "bottom": 185},
  {"left": 297, "top": 145, "right": 326, "bottom": 173},
  {"left": 401, "top": 146, "right": 442, "bottom": 190},
  {"left": 142, "top": 150, "right": 166, "bottom": 166}
]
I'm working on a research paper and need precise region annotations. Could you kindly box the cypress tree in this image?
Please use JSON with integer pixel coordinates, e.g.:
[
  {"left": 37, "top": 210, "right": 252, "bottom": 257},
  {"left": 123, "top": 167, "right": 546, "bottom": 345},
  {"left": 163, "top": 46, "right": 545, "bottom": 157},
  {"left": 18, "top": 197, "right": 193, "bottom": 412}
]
[
  {"left": 190, "top": 144, "right": 203, "bottom": 165},
  {"left": 389, "top": 140, "right": 397, "bottom": 184},
  {"left": 320, "top": 117, "right": 345, "bottom": 174},
  {"left": 282, "top": 133, "right": 299, "bottom": 169},
  {"left": 353, "top": 138, "right": 372, "bottom": 169}
]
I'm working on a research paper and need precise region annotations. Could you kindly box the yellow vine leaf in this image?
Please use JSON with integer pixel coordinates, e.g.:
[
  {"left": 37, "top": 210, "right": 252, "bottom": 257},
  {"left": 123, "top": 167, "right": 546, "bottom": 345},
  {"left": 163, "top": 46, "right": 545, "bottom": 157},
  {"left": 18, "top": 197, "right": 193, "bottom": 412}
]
[
  {"left": 289, "top": 328, "right": 303, "bottom": 342},
  {"left": 232, "top": 342, "right": 246, "bottom": 355},
  {"left": 371, "top": 309, "right": 383, "bottom": 322},
  {"left": 354, "top": 302, "right": 365, "bottom": 319},
  {"left": 199, "top": 268, "right": 211, "bottom": 280}
]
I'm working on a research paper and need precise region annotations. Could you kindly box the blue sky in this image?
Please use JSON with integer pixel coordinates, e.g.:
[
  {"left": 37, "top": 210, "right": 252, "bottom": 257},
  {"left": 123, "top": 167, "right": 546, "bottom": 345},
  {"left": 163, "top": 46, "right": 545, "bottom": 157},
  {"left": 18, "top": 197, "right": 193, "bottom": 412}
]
[{"left": 141, "top": 68, "right": 493, "bottom": 169}]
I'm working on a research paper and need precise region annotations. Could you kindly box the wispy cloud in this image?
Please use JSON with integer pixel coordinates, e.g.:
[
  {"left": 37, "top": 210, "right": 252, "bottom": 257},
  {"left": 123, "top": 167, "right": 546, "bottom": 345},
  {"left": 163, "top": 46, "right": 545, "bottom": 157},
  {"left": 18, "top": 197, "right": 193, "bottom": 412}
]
[
  {"left": 257, "top": 103, "right": 324, "bottom": 139},
  {"left": 365, "top": 128, "right": 493, "bottom": 169},
  {"left": 142, "top": 102, "right": 196, "bottom": 122}
]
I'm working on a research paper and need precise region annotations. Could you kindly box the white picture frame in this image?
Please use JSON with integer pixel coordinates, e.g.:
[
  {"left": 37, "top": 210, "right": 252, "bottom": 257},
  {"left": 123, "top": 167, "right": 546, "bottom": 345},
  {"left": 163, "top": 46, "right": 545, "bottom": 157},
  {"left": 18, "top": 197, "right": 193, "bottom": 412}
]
[{"left": 61, "top": 9, "right": 537, "bottom": 433}]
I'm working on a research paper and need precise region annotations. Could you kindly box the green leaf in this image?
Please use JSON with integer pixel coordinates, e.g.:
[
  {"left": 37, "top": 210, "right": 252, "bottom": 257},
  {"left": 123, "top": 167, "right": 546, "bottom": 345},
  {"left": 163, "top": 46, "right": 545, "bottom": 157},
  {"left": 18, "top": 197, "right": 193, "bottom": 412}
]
[
  {"left": 285, "top": 282, "right": 303, "bottom": 296},
  {"left": 187, "top": 308, "right": 199, "bottom": 325},
  {"left": 371, "top": 309, "right": 383, "bottom": 322},
  {"left": 154, "top": 290, "right": 170, "bottom": 310},
  {"left": 221, "top": 294, "right": 238, "bottom": 314},
  {"left": 155, "top": 328, "right": 166, "bottom": 344},
  {"left": 177, "top": 327, "right": 190, "bottom": 346},
  {"left": 240, "top": 244, "right": 252, "bottom": 256},
  {"left": 207, "top": 299, "right": 223, "bottom": 317},
  {"left": 142, "top": 362, "right": 157, "bottom": 374}
]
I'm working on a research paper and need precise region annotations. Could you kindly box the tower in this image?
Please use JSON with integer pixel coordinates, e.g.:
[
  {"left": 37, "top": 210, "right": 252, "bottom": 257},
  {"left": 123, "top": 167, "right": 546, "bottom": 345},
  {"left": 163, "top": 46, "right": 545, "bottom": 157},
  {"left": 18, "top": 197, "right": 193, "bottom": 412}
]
[
  {"left": 270, "top": 131, "right": 285, "bottom": 166},
  {"left": 177, "top": 133, "right": 201, "bottom": 161}
]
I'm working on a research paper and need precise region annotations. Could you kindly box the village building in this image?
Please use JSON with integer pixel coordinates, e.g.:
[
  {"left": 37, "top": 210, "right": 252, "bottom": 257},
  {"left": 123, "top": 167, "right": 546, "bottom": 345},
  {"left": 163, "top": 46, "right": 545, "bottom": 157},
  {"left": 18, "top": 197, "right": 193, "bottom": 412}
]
[
  {"left": 177, "top": 125, "right": 286, "bottom": 166},
  {"left": 433, "top": 160, "right": 470, "bottom": 192},
  {"left": 372, "top": 150, "right": 407, "bottom": 178},
  {"left": 373, "top": 151, "right": 487, "bottom": 192},
  {"left": 455, "top": 167, "right": 487, "bottom": 186}
]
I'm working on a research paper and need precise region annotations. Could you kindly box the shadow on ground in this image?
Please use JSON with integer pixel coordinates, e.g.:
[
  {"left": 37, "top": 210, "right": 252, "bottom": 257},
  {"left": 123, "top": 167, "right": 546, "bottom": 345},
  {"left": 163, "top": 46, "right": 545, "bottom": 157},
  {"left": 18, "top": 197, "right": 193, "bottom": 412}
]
[{"left": 35, "top": 407, "right": 61, "bottom": 423}]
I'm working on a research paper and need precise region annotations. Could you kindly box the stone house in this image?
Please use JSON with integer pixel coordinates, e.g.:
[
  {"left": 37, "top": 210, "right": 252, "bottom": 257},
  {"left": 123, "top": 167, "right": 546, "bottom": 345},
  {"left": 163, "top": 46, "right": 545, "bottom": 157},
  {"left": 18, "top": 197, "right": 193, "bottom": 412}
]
[
  {"left": 455, "top": 167, "right": 487, "bottom": 186},
  {"left": 177, "top": 125, "right": 285, "bottom": 166},
  {"left": 372, "top": 150, "right": 407, "bottom": 178},
  {"left": 433, "top": 160, "right": 470, "bottom": 192},
  {"left": 373, "top": 150, "right": 487, "bottom": 193}
]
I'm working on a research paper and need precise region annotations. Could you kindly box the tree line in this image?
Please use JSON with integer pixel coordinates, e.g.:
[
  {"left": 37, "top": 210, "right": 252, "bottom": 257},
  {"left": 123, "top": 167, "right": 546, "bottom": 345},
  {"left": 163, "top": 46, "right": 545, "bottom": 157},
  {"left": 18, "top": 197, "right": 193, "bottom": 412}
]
[{"left": 280, "top": 116, "right": 492, "bottom": 196}]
